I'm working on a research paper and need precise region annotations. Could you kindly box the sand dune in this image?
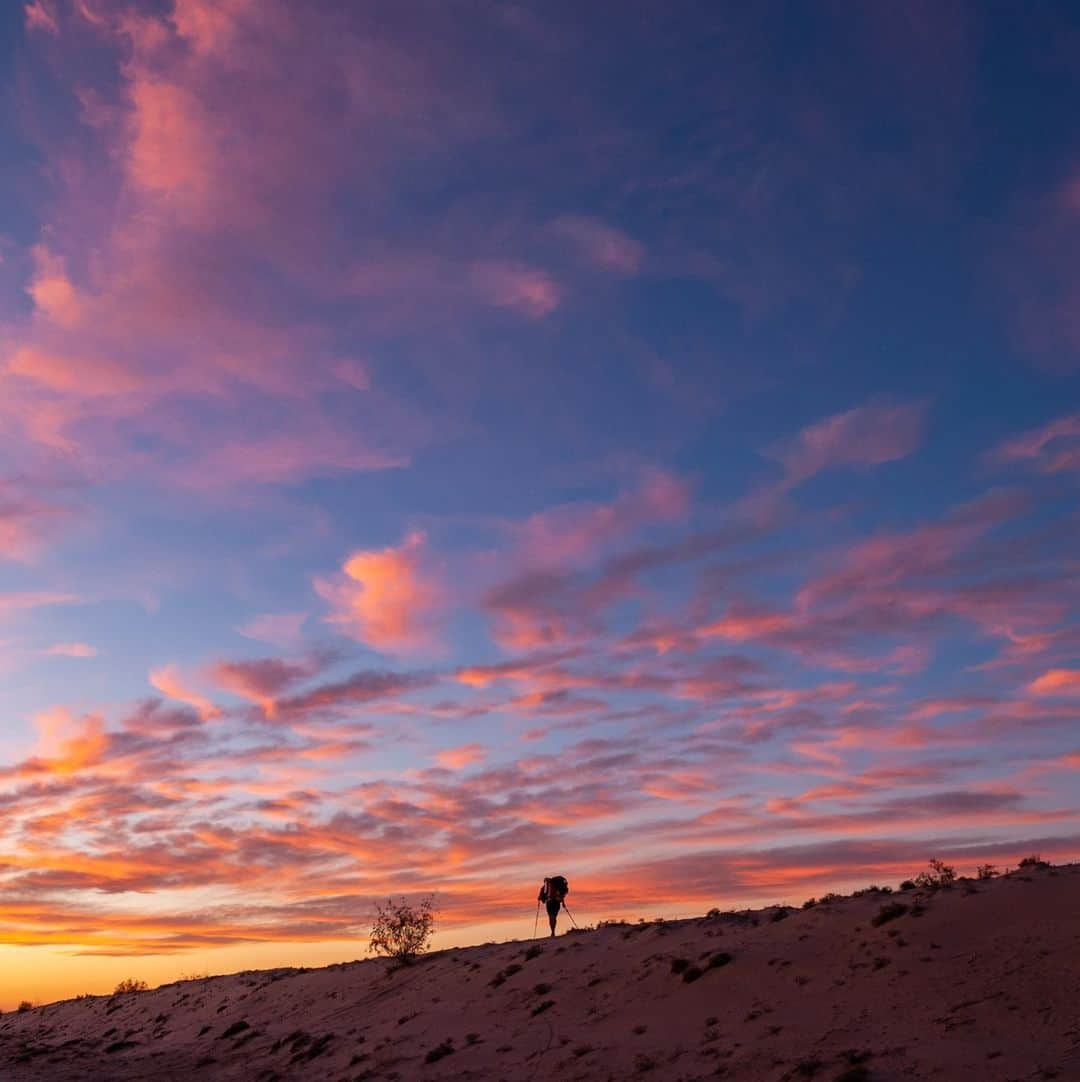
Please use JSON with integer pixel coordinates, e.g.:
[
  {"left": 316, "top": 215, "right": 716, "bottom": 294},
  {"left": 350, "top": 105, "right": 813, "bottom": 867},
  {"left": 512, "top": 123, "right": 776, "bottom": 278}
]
[{"left": 2, "top": 864, "right": 1078, "bottom": 1081}]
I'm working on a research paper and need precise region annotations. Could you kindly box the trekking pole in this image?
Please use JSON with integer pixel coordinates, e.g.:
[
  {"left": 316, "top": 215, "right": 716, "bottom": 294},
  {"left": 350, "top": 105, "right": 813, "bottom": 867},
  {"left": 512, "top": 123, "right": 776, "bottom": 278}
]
[
  {"left": 533, "top": 900, "right": 541, "bottom": 938},
  {"left": 562, "top": 902, "right": 578, "bottom": 928}
]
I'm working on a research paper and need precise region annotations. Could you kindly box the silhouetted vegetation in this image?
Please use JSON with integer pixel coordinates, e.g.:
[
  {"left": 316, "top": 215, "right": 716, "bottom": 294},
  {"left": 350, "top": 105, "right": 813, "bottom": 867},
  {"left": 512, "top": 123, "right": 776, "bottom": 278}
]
[
  {"left": 871, "top": 902, "right": 908, "bottom": 927},
  {"left": 425, "top": 1038, "right": 454, "bottom": 1063},
  {"left": 1018, "top": 855, "right": 1051, "bottom": 870},
  {"left": 367, "top": 895, "right": 436, "bottom": 963},
  {"left": 113, "top": 978, "right": 148, "bottom": 994},
  {"left": 977, "top": 864, "right": 999, "bottom": 880},
  {"left": 913, "top": 860, "right": 956, "bottom": 890}
]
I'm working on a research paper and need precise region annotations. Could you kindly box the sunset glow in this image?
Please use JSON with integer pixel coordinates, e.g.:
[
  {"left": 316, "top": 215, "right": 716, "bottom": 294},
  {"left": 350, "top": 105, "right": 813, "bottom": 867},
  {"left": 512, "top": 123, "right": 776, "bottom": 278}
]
[{"left": 0, "top": 1, "right": 1077, "bottom": 1010}]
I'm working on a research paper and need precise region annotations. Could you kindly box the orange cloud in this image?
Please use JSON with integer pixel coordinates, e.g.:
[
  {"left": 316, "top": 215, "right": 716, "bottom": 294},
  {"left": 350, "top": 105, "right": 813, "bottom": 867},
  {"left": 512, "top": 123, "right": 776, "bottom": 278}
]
[
  {"left": 318, "top": 530, "right": 443, "bottom": 653},
  {"left": 1029, "top": 669, "right": 1080, "bottom": 696},
  {"left": 434, "top": 744, "right": 487, "bottom": 770},
  {"left": 32, "top": 708, "right": 108, "bottom": 775},
  {"left": 149, "top": 664, "right": 219, "bottom": 720}
]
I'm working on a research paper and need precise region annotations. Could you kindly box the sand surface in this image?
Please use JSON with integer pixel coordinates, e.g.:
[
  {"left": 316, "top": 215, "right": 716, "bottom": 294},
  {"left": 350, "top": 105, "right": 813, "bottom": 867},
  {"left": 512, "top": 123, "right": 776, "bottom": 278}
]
[{"left": 1, "top": 864, "right": 1078, "bottom": 1081}]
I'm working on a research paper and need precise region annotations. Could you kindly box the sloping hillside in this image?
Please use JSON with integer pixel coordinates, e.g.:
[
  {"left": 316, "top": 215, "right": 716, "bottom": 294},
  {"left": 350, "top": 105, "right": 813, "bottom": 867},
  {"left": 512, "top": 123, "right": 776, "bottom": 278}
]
[{"left": 2, "top": 864, "right": 1078, "bottom": 1081}]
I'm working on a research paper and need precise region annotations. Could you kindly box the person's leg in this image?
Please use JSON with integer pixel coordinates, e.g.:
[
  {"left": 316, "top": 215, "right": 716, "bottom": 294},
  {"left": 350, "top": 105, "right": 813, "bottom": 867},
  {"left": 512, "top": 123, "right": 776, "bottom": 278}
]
[{"left": 547, "top": 900, "right": 559, "bottom": 936}]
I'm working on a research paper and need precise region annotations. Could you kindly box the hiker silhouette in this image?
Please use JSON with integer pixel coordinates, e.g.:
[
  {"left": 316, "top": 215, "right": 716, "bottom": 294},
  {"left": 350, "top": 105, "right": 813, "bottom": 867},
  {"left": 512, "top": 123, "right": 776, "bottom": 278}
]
[{"left": 538, "top": 875, "right": 569, "bottom": 937}]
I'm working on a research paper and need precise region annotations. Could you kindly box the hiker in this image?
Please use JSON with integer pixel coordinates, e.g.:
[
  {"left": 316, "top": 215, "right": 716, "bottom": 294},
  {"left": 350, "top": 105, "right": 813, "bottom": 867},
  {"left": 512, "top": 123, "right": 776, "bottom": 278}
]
[{"left": 538, "top": 875, "right": 569, "bottom": 937}]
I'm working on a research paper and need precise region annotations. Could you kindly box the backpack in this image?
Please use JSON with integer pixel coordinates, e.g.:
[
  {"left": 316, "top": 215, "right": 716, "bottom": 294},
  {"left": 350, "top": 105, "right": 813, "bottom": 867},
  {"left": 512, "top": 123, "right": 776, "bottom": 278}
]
[{"left": 546, "top": 875, "right": 569, "bottom": 901}]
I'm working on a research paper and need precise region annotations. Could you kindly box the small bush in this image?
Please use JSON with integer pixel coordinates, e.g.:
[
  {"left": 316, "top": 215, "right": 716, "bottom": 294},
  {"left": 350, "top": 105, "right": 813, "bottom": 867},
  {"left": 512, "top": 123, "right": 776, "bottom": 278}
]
[
  {"left": 367, "top": 895, "right": 436, "bottom": 964},
  {"left": 870, "top": 902, "right": 908, "bottom": 927},
  {"left": 114, "top": 978, "right": 148, "bottom": 995},
  {"left": 802, "top": 897, "right": 817, "bottom": 909},
  {"left": 425, "top": 1039, "right": 454, "bottom": 1063},
  {"left": 17, "top": 1000, "right": 32, "bottom": 1013},
  {"left": 853, "top": 885, "right": 891, "bottom": 897},
  {"left": 976, "top": 864, "right": 999, "bottom": 880},
  {"left": 1018, "top": 855, "right": 1051, "bottom": 870},
  {"left": 834, "top": 1067, "right": 871, "bottom": 1082},
  {"left": 898, "top": 879, "right": 915, "bottom": 891},
  {"left": 912, "top": 860, "right": 956, "bottom": 891}
]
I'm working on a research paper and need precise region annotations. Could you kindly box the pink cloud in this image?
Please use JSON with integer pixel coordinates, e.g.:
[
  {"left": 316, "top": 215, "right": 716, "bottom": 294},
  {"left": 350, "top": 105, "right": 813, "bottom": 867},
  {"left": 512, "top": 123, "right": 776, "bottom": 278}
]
[
  {"left": 769, "top": 399, "right": 928, "bottom": 486},
  {"left": 468, "top": 260, "right": 562, "bottom": 318},
  {"left": 484, "top": 469, "right": 692, "bottom": 649},
  {"left": 24, "top": 0, "right": 58, "bottom": 35},
  {"left": 992, "top": 171, "right": 1080, "bottom": 372},
  {"left": 553, "top": 215, "right": 644, "bottom": 274},
  {"left": 318, "top": 530, "right": 443, "bottom": 654},
  {"left": 992, "top": 413, "right": 1080, "bottom": 474},
  {"left": 149, "top": 664, "right": 218, "bottom": 720},
  {"left": 44, "top": 642, "right": 97, "bottom": 658},
  {"left": 0, "top": 478, "right": 74, "bottom": 560},
  {"left": 207, "top": 653, "right": 333, "bottom": 718},
  {"left": 434, "top": 744, "right": 487, "bottom": 770},
  {"left": 236, "top": 612, "right": 308, "bottom": 650}
]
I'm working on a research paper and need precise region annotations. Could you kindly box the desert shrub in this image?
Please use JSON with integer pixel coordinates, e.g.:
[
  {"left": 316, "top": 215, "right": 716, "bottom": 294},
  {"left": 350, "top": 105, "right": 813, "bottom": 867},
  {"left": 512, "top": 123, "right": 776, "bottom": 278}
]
[
  {"left": 870, "top": 902, "right": 908, "bottom": 927},
  {"left": 898, "top": 879, "right": 916, "bottom": 891},
  {"left": 705, "top": 907, "right": 722, "bottom": 919},
  {"left": 834, "top": 1067, "right": 871, "bottom": 1082},
  {"left": 853, "top": 885, "right": 891, "bottom": 898},
  {"left": 913, "top": 859, "right": 956, "bottom": 891},
  {"left": 976, "top": 863, "right": 999, "bottom": 880},
  {"left": 1018, "top": 855, "right": 1050, "bottom": 870},
  {"left": 425, "top": 1039, "right": 454, "bottom": 1063},
  {"left": 367, "top": 895, "right": 436, "bottom": 963},
  {"left": 114, "top": 978, "right": 148, "bottom": 994},
  {"left": 17, "top": 1000, "right": 32, "bottom": 1013},
  {"left": 802, "top": 897, "right": 817, "bottom": 909}
]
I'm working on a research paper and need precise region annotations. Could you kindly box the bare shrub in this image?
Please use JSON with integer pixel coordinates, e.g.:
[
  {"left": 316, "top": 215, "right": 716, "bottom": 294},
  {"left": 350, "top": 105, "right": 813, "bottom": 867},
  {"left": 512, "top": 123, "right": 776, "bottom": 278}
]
[
  {"left": 870, "top": 902, "right": 908, "bottom": 927},
  {"left": 1018, "top": 855, "right": 1051, "bottom": 870},
  {"left": 976, "top": 864, "right": 999, "bottom": 880},
  {"left": 17, "top": 1000, "right": 32, "bottom": 1013},
  {"left": 368, "top": 896, "right": 436, "bottom": 963},
  {"left": 913, "top": 859, "right": 956, "bottom": 890},
  {"left": 114, "top": 978, "right": 148, "bottom": 994}
]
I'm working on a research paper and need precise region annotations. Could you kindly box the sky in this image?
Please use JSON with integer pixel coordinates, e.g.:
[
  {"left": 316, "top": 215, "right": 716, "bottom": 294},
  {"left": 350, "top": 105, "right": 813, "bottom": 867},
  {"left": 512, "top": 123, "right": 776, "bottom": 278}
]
[{"left": 0, "top": 0, "right": 1077, "bottom": 1008}]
